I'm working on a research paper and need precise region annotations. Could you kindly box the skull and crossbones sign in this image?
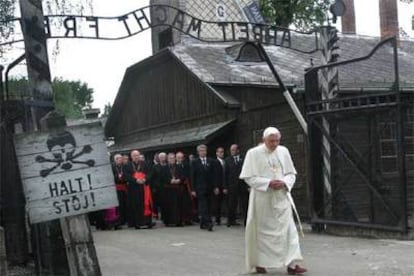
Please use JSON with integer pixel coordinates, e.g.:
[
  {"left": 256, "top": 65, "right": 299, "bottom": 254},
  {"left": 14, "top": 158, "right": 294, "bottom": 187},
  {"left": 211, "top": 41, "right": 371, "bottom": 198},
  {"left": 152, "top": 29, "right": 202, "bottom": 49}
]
[{"left": 35, "top": 131, "right": 95, "bottom": 177}]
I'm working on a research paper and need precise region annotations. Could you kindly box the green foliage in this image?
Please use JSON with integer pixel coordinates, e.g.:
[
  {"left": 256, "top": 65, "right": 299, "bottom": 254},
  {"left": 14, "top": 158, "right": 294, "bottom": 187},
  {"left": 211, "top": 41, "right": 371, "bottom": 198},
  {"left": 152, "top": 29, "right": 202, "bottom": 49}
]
[
  {"left": 7, "top": 77, "right": 94, "bottom": 119},
  {"left": 53, "top": 78, "right": 94, "bottom": 118},
  {"left": 260, "top": 0, "right": 331, "bottom": 31},
  {"left": 6, "top": 77, "right": 29, "bottom": 98}
]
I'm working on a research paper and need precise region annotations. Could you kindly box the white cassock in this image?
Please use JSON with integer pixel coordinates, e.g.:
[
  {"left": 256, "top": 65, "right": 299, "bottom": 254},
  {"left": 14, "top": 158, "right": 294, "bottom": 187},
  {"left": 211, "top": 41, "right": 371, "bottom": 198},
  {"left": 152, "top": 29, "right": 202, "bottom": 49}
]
[{"left": 240, "top": 144, "right": 303, "bottom": 272}]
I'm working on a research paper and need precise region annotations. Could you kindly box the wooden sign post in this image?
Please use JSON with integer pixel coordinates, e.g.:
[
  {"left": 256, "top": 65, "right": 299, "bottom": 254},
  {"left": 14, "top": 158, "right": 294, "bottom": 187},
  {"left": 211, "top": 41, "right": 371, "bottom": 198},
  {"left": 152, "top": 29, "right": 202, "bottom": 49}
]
[
  {"left": 14, "top": 111, "right": 117, "bottom": 275},
  {"left": 18, "top": 0, "right": 65, "bottom": 273},
  {"left": 15, "top": 120, "right": 117, "bottom": 223}
]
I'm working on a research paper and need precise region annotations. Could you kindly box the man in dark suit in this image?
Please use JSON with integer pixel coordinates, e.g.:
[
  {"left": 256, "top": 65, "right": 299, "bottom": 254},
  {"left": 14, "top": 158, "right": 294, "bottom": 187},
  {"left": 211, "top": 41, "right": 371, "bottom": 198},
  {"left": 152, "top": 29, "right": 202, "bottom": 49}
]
[
  {"left": 224, "top": 144, "right": 247, "bottom": 226},
  {"left": 212, "top": 147, "right": 226, "bottom": 225},
  {"left": 191, "top": 144, "right": 215, "bottom": 231}
]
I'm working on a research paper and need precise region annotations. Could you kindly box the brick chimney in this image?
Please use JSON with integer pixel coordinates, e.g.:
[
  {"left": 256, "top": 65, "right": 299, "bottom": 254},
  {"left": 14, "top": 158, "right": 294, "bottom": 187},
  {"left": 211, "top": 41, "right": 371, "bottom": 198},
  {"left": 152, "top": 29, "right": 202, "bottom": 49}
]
[
  {"left": 379, "top": 0, "right": 399, "bottom": 39},
  {"left": 341, "top": 0, "right": 356, "bottom": 34}
]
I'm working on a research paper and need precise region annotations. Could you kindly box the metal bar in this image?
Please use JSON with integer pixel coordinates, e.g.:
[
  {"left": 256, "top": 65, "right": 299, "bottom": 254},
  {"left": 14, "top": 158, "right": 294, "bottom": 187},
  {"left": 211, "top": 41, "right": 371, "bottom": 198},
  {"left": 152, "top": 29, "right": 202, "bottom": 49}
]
[
  {"left": 314, "top": 111, "right": 402, "bottom": 221},
  {"left": 312, "top": 119, "right": 401, "bottom": 224},
  {"left": 306, "top": 103, "right": 397, "bottom": 116},
  {"left": 306, "top": 36, "right": 397, "bottom": 74},
  {"left": 311, "top": 218, "right": 404, "bottom": 232},
  {"left": 393, "top": 38, "right": 408, "bottom": 233},
  {"left": 315, "top": 115, "right": 396, "bottom": 221},
  {"left": 0, "top": 66, "right": 4, "bottom": 107},
  {"left": 306, "top": 91, "right": 398, "bottom": 107},
  {"left": 5, "top": 54, "right": 25, "bottom": 100},
  {"left": 257, "top": 43, "right": 308, "bottom": 134},
  {"left": 23, "top": 99, "right": 55, "bottom": 108}
]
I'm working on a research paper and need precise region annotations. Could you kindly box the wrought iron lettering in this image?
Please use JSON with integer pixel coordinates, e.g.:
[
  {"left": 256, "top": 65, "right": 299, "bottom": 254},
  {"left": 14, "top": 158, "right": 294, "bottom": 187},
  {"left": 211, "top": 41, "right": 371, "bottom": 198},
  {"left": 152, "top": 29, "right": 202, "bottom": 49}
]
[{"left": 1, "top": 4, "right": 319, "bottom": 53}]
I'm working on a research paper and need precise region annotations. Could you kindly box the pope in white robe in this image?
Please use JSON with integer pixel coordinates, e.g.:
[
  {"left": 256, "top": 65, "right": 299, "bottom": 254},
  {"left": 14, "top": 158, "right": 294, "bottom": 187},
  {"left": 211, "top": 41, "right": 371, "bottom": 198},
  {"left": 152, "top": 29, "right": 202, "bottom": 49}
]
[{"left": 240, "top": 127, "right": 307, "bottom": 274}]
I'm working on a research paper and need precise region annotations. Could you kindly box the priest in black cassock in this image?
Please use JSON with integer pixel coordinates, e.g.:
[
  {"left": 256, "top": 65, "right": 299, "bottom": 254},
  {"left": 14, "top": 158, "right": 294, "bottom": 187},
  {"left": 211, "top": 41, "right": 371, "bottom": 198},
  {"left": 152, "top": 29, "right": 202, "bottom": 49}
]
[
  {"left": 160, "top": 153, "right": 187, "bottom": 226},
  {"left": 112, "top": 153, "right": 128, "bottom": 227},
  {"left": 176, "top": 152, "right": 194, "bottom": 225},
  {"left": 150, "top": 152, "right": 167, "bottom": 220},
  {"left": 124, "top": 149, "right": 155, "bottom": 229}
]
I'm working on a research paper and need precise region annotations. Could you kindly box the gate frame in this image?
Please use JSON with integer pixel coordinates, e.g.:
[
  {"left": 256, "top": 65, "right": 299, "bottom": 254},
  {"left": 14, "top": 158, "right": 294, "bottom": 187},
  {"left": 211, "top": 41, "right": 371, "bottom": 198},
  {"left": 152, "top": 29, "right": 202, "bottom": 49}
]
[{"left": 304, "top": 36, "right": 408, "bottom": 233}]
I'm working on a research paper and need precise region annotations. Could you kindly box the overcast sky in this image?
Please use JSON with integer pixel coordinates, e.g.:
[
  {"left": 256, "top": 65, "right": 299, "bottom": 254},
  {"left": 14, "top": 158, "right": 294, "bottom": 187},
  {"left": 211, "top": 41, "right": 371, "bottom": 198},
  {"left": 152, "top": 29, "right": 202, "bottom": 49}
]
[{"left": 6, "top": 0, "right": 414, "bottom": 112}]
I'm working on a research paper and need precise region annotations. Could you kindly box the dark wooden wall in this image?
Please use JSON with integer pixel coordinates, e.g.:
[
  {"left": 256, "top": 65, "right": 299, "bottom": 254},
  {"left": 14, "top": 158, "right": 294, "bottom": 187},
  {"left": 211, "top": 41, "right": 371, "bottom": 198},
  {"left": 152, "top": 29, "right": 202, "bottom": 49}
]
[
  {"left": 213, "top": 84, "right": 309, "bottom": 218},
  {"left": 112, "top": 53, "right": 227, "bottom": 141},
  {"left": 330, "top": 104, "right": 414, "bottom": 227},
  {"left": 331, "top": 114, "right": 373, "bottom": 223}
]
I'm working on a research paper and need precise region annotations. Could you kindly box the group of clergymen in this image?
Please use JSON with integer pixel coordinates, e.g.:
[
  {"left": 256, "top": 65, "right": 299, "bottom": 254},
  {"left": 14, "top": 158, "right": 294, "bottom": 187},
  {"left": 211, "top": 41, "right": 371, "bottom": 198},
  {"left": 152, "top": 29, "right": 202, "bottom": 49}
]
[{"left": 91, "top": 144, "right": 248, "bottom": 232}]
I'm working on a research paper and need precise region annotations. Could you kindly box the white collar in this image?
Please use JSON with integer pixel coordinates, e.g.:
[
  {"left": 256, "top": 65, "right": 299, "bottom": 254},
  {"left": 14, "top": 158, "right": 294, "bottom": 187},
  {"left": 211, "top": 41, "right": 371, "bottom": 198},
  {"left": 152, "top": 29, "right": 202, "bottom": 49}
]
[{"left": 262, "top": 144, "right": 277, "bottom": 154}]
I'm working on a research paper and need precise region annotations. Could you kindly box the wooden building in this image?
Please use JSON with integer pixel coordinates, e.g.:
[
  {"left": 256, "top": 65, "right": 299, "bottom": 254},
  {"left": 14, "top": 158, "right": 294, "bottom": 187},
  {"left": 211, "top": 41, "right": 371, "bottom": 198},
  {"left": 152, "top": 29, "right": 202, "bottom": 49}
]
[{"left": 105, "top": 33, "right": 414, "bottom": 224}]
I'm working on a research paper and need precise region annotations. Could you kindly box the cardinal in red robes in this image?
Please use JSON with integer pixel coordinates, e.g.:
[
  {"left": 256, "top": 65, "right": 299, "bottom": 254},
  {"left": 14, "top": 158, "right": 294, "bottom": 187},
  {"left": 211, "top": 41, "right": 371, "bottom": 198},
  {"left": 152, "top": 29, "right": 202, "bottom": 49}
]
[{"left": 124, "top": 150, "right": 155, "bottom": 229}]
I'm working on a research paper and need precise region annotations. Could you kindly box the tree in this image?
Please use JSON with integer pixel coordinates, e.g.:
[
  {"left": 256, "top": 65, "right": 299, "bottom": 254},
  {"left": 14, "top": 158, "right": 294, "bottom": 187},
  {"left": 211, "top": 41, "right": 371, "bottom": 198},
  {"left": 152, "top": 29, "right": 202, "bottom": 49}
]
[
  {"left": 0, "top": 0, "right": 15, "bottom": 54},
  {"left": 260, "top": 0, "right": 331, "bottom": 31},
  {"left": 53, "top": 78, "right": 94, "bottom": 118},
  {"left": 0, "top": 0, "right": 15, "bottom": 38},
  {"left": 102, "top": 102, "right": 112, "bottom": 117},
  {"left": 7, "top": 77, "right": 94, "bottom": 119}
]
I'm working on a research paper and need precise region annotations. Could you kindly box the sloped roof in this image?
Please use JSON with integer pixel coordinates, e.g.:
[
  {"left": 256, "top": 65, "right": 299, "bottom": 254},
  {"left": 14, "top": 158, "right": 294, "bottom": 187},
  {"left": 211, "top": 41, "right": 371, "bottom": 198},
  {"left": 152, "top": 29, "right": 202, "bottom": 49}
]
[
  {"left": 170, "top": 34, "right": 414, "bottom": 89},
  {"left": 108, "top": 119, "right": 235, "bottom": 152},
  {"left": 106, "top": 34, "right": 414, "bottom": 138}
]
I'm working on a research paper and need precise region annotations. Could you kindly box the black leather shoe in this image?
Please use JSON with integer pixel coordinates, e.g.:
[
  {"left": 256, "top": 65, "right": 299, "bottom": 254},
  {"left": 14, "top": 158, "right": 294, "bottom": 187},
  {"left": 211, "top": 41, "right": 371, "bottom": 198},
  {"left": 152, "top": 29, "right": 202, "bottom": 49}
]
[
  {"left": 208, "top": 224, "right": 214, "bottom": 231},
  {"left": 147, "top": 222, "right": 156, "bottom": 229}
]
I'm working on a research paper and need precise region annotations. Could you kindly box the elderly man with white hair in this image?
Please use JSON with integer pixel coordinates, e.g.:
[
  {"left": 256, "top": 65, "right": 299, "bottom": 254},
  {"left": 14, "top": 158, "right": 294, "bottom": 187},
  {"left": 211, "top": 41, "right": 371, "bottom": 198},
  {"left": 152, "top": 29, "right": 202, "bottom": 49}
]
[{"left": 240, "top": 127, "right": 307, "bottom": 275}]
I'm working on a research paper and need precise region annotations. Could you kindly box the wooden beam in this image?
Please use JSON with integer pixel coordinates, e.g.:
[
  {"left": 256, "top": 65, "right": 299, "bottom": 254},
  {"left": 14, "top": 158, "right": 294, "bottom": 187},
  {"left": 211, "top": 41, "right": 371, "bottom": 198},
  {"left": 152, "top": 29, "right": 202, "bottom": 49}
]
[{"left": 40, "top": 111, "right": 102, "bottom": 276}]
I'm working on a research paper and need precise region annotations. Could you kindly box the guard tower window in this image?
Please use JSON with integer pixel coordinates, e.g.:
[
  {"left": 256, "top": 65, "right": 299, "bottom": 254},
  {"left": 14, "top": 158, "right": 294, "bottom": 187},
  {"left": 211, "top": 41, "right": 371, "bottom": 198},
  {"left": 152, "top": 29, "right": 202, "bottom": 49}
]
[{"left": 158, "top": 28, "right": 173, "bottom": 50}]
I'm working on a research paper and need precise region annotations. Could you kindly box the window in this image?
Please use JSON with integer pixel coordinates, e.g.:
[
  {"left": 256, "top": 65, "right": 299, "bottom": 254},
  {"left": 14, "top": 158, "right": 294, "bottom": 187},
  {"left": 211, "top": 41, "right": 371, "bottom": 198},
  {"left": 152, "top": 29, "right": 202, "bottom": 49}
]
[
  {"left": 379, "top": 122, "right": 398, "bottom": 173},
  {"left": 225, "top": 42, "right": 266, "bottom": 63},
  {"left": 378, "top": 110, "right": 414, "bottom": 174},
  {"left": 236, "top": 43, "right": 265, "bottom": 62},
  {"left": 158, "top": 28, "right": 173, "bottom": 50}
]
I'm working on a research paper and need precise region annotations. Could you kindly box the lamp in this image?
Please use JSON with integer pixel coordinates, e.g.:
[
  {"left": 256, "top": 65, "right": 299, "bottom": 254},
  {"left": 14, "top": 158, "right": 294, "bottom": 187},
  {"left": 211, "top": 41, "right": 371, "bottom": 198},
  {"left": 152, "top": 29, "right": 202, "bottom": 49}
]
[{"left": 329, "top": 0, "right": 346, "bottom": 24}]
